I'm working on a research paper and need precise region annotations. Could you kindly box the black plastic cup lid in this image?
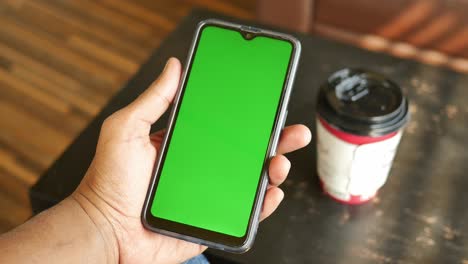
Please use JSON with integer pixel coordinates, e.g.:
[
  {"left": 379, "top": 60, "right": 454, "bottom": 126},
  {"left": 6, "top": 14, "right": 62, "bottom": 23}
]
[{"left": 317, "top": 68, "right": 410, "bottom": 137}]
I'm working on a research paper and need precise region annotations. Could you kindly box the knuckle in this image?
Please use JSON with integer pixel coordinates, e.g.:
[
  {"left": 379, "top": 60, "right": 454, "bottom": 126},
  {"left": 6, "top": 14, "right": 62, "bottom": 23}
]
[
  {"left": 101, "top": 116, "right": 116, "bottom": 135},
  {"left": 102, "top": 109, "right": 131, "bottom": 130},
  {"left": 100, "top": 107, "right": 143, "bottom": 139},
  {"left": 102, "top": 115, "right": 115, "bottom": 129}
]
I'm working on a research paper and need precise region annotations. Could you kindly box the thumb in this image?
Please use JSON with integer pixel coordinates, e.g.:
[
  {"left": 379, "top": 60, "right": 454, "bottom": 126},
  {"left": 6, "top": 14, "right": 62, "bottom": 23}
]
[{"left": 127, "top": 57, "right": 182, "bottom": 125}]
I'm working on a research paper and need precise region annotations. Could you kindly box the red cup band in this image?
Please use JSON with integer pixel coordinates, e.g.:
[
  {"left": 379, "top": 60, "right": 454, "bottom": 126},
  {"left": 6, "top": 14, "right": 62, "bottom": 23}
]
[
  {"left": 319, "top": 179, "right": 376, "bottom": 205},
  {"left": 318, "top": 117, "right": 398, "bottom": 145}
]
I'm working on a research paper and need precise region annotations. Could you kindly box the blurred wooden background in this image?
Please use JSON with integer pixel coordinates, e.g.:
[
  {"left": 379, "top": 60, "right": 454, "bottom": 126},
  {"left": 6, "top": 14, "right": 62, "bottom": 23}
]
[{"left": 1, "top": 0, "right": 468, "bottom": 233}]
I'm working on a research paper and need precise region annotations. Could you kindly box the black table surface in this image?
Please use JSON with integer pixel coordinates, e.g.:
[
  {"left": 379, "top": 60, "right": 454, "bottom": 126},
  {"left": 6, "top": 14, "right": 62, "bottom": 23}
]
[{"left": 30, "top": 9, "right": 468, "bottom": 264}]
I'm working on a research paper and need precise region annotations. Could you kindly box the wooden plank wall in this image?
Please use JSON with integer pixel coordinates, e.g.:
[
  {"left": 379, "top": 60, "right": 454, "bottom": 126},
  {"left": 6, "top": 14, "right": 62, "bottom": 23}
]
[{"left": 0, "top": 0, "right": 254, "bottom": 233}]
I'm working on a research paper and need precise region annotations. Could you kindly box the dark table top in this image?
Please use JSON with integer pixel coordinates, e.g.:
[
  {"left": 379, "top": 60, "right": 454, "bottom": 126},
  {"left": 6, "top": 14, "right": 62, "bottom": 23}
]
[{"left": 30, "top": 9, "right": 468, "bottom": 264}]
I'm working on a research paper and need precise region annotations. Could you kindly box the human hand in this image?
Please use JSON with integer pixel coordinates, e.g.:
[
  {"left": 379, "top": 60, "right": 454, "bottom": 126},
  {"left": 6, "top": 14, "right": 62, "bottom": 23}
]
[{"left": 71, "top": 58, "right": 311, "bottom": 264}]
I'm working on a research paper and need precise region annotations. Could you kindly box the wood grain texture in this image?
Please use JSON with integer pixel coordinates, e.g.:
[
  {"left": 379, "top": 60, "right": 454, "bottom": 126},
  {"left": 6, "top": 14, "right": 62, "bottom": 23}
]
[{"left": 0, "top": 0, "right": 254, "bottom": 233}]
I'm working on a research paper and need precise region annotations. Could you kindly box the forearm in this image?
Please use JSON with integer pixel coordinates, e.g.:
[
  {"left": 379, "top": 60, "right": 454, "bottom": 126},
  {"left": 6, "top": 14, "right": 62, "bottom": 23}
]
[{"left": 0, "top": 197, "right": 118, "bottom": 264}]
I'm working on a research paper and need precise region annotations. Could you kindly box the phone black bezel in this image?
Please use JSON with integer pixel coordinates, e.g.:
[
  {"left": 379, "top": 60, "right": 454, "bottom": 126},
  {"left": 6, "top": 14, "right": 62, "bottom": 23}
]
[{"left": 142, "top": 20, "right": 298, "bottom": 250}]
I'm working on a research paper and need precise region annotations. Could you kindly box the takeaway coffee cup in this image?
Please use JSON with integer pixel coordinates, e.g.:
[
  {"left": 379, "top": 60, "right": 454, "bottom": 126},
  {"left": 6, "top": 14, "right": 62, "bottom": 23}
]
[{"left": 316, "top": 68, "right": 409, "bottom": 204}]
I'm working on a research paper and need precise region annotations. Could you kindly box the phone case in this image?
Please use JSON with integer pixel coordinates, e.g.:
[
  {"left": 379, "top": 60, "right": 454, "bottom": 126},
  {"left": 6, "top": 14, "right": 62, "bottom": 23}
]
[{"left": 141, "top": 18, "right": 301, "bottom": 253}]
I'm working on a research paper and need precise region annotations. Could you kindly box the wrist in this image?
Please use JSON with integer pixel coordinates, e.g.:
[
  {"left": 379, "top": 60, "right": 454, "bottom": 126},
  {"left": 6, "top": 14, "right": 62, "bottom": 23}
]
[
  {"left": 0, "top": 196, "right": 120, "bottom": 264},
  {"left": 69, "top": 191, "right": 120, "bottom": 264}
]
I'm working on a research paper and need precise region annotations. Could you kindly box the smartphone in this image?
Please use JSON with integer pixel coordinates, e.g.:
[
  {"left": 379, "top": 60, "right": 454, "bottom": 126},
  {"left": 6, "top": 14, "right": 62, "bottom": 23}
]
[{"left": 142, "top": 19, "right": 301, "bottom": 253}]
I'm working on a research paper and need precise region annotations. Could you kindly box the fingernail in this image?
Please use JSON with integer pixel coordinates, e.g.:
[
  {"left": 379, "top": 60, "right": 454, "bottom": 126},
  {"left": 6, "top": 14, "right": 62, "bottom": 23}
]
[{"left": 279, "top": 189, "right": 285, "bottom": 201}]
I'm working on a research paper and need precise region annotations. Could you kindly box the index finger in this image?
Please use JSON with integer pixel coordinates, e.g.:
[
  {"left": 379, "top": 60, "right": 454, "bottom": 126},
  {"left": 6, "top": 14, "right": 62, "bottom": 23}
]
[{"left": 276, "top": 124, "right": 311, "bottom": 154}]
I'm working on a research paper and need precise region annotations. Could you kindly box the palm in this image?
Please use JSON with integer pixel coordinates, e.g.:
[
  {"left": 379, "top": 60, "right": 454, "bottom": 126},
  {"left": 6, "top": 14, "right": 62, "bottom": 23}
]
[{"left": 85, "top": 127, "right": 205, "bottom": 264}]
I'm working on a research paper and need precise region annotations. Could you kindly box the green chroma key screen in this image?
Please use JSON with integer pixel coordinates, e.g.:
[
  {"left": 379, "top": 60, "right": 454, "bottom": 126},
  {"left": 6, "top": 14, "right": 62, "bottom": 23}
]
[{"left": 150, "top": 25, "right": 293, "bottom": 237}]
